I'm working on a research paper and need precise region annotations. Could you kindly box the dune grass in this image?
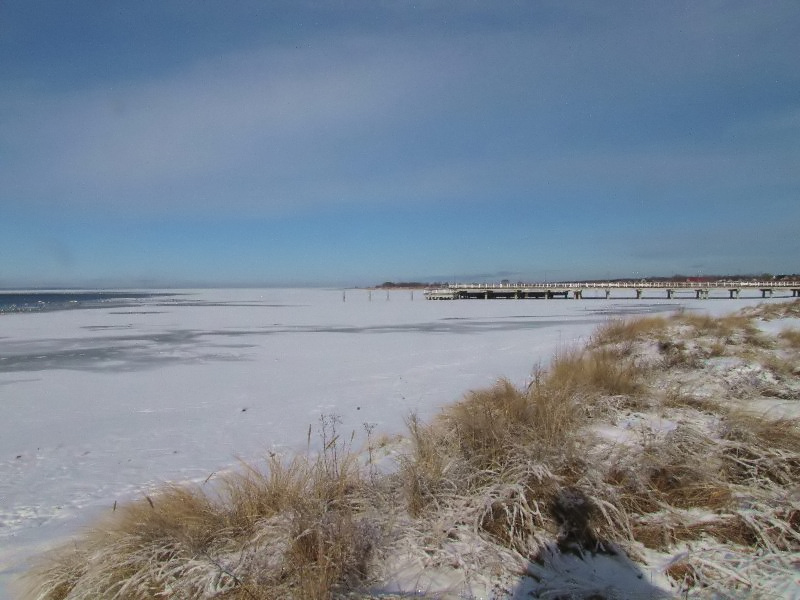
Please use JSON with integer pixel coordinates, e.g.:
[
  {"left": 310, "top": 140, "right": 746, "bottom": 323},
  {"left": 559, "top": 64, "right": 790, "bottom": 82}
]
[
  {"left": 24, "top": 300, "right": 800, "bottom": 599},
  {"left": 590, "top": 316, "right": 668, "bottom": 347},
  {"left": 743, "top": 298, "right": 800, "bottom": 320},
  {"left": 779, "top": 327, "right": 800, "bottom": 349},
  {"left": 546, "top": 346, "right": 645, "bottom": 398},
  {"left": 25, "top": 420, "right": 381, "bottom": 600},
  {"left": 674, "top": 312, "right": 758, "bottom": 339}
]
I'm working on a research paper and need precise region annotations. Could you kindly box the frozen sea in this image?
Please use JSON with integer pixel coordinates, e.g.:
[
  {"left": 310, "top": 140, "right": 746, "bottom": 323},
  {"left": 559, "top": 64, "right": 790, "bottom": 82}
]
[{"left": 0, "top": 287, "right": 786, "bottom": 597}]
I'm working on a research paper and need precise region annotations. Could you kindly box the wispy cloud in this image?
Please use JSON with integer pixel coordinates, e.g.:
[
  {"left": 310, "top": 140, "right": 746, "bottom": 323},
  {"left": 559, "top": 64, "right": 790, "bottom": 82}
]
[
  {"left": 5, "top": 35, "right": 451, "bottom": 211},
  {"left": 5, "top": 3, "right": 798, "bottom": 214},
  {"left": 2, "top": 2, "right": 799, "bottom": 285}
]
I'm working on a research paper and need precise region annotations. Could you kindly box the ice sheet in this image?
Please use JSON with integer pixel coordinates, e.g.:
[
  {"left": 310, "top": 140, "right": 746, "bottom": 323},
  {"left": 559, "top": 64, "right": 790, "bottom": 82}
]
[{"left": 0, "top": 287, "right": 780, "bottom": 596}]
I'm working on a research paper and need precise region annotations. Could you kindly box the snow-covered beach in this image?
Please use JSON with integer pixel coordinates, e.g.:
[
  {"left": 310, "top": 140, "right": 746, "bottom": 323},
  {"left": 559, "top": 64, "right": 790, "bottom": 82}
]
[{"left": 0, "top": 288, "right": 792, "bottom": 597}]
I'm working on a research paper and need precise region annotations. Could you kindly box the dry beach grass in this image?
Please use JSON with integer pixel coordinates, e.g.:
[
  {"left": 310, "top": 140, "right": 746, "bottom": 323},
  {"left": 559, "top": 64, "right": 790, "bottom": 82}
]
[{"left": 23, "top": 300, "right": 800, "bottom": 599}]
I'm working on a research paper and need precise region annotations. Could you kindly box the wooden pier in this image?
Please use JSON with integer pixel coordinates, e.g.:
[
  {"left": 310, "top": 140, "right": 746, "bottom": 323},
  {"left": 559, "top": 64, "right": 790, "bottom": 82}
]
[{"left": 424, "top": 281, "right": 800, "bottom": 300}]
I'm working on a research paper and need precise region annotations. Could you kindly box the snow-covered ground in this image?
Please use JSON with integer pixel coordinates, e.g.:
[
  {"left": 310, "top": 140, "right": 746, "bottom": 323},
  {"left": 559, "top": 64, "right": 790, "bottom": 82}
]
[{"left": 0, "top": 288, "right": 787, "bottom": 597}]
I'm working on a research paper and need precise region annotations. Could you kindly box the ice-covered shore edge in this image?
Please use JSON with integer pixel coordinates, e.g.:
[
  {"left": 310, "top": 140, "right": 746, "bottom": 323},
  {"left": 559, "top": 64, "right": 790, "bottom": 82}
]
[
  {"left": 2, "top": 286, "right": 679, "bottom": 597},
  {"left": 18, "top": 299, "right": 800, "bottom": 599}
]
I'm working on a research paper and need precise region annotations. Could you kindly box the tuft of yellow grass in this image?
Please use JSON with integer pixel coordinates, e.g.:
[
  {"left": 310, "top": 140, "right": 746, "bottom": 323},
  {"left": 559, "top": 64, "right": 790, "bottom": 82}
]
[
  {"left": 590, "top": 316, "right": 667, "bottom": 347},
  {"left": 25, "top": 437, "right": 378, "bottom": 600},
  {"left": 779, "top": 327, "right": 800, "bottom": 349},
  {"left": 401, "top": 412, "right": 453, "bottom": 516},
  {"left": 443, "top": 378, "right": 536, "bottom": 468},
  {"left": 401, "top": 372, "right": 585, "bottom": 517},
  {"left": 442, "top": 368, "right": 591, "bottom": 468},
  {"left": 604, "top": 422, "right": 746, "bottom": 525},
  {"left": 633, "top": 515, "right": 758, "bottom": 551},
  {"left": 661, "top": 384, "right": 721, "bottom": 413},
  {"left": 722, "top": 411, "right": 800, "bottom": 455},
  {"left": 720, "top": 411, "right": 800, "bottom": 487},
  {"left": 672, "top": 312, "right": 756, "bottom": 340},
  {"left": 547, "top": 346, "right": 644, "bottom": 398},
  {"left": 744, "top": 298, "right": 800, "bottom": 321}
]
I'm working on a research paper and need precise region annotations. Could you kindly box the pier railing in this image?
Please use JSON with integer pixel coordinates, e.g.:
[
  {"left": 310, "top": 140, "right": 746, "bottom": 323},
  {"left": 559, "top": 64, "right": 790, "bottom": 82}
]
[
  {"left": 430, "top": 281, "right": 800, "bottom": 289},
  {"left": 423, "top": 280, "right": 800, "bottom": 300}
]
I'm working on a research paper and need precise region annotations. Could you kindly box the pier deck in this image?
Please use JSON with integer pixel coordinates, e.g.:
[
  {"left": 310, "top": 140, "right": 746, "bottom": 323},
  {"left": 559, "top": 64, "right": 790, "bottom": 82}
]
[{"left": 424, "top": 281, "right": 800, "bottom": 300}]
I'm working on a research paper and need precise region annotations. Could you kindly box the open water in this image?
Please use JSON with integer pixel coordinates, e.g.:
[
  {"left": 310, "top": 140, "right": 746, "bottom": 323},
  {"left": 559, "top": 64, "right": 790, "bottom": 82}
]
[{"left": 0, "top": 291, "right": 173, "bottom": 313}]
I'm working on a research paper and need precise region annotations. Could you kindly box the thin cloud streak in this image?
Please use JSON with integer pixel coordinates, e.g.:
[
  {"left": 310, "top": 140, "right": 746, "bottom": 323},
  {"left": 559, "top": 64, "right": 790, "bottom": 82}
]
[
  {"left": 4, "top": 9, "right": 795, "bottom": 219},
  {"left": 5, "top": 37, "right": 445, "bottom": 210}
]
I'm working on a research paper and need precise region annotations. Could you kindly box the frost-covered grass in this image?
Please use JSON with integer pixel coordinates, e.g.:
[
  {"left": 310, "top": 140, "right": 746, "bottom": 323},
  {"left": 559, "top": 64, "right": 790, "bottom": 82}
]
[
  {"left": 23, "top": 299, "right": 800, "bottom": 599},
  {"left": 779, "top": 327, "right": 800, "bottom": 349},
  {"left": 25, "top": 417, "right": 384, "bottom": 600}
]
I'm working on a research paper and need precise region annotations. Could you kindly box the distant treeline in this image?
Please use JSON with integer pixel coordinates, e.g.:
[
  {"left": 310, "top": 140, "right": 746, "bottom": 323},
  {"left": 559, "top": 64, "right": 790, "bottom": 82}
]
[
  {"left": 375, "top": 281, "right": 432, "bottom": 289},
  {"left": 622, "top": 273, "right": 799, "bottom": 283}
]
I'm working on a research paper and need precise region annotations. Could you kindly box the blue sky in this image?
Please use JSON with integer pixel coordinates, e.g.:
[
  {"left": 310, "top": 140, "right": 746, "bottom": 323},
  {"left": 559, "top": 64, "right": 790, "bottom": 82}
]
[{"left": 2, "top": 1, "right": 799, "bottom": 287}]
